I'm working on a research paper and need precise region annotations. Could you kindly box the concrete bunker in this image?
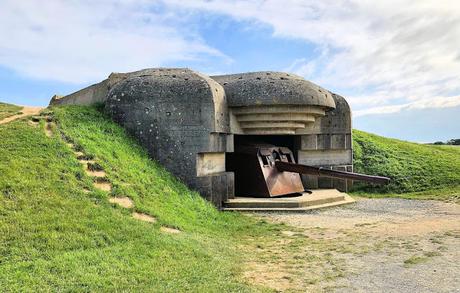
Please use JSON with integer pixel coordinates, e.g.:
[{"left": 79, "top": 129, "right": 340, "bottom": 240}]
[{"left": 50, "top": 68, "right": 385, "bottom": 210}]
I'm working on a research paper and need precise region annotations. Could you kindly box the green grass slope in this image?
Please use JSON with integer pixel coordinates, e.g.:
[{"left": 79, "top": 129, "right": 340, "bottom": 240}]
[
  {"left": 0, "top": 105, "right": 276, "bottom": 292},
  {"left": 1, "top": 104, "right": 459, "bottom": 290},
  {"left": 352, "top": 130, "right": 460, "bottom": 201},
  {"left": 0, "top": 102, "right": 22, "bottom": 120}
]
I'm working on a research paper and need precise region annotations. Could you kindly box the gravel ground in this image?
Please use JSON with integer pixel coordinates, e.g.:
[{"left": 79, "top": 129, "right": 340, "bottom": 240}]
[{"left": 257, "top": 198, "right": 460, "bottom": 293}]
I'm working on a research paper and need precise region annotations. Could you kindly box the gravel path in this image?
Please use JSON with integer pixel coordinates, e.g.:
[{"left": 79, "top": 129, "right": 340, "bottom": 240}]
[{"left": 257, "top": 198, "right": 460, "bottom": 293}]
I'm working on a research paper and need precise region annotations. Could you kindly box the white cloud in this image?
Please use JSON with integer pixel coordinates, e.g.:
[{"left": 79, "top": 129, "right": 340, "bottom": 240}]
[
  {"left": 0, "top": 0, "right": 227, "bottom": 83},
  {"left": 164, "top": 0, "right": 460, "bottom": 116},
  {"left": 354, "top": 96, "right": 460, "bottom": 117},
  {"left": 1, "top": 0, "right": 459, "bottom": 116}
]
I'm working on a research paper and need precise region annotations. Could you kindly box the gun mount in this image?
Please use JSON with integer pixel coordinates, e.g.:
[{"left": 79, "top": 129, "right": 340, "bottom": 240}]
[
  {"left": 275, "top": 161, "right": 390, "bottom": 185},
  {"left": 226, "top": 144, "right": 389, "bottom": 198}
]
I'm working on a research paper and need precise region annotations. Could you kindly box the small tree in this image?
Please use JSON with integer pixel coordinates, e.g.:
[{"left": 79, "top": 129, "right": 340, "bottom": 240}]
[{"left": 447, "top": 139, "right": 460, "bottom": 145}]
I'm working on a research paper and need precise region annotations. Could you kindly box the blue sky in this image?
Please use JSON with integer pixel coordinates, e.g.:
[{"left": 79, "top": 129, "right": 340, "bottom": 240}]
[{"left": 1, "top": 0, "right": 459, "bottom": 142}]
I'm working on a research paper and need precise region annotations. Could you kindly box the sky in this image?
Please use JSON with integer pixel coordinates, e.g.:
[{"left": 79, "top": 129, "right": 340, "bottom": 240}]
[{"left": 0, "top": 0, "right": 459, "bottom": 142}]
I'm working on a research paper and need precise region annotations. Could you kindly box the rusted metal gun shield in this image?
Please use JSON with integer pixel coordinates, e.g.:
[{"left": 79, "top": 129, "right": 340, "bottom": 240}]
[{"left": 226, "top": 145, "right": 304, "bottom": 197}]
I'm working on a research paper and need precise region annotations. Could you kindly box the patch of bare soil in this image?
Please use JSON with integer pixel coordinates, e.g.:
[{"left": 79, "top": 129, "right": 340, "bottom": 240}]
[
  {"left": 94, "top": 181, "right": 112, "bottom": 192},
  {"left": 78, "top": 159, "right": 96, "bottom": 168},
  {"left": 132, "top": 212, "right": 156, "bottom": 223},
  {"left": 0, "top": 106, "right": 44, "bottom": 124},
  {"left": 243, "top": 198, "right": 460, "bottom": 292},
  {"left": 73, "top": 151, "right": 86, "bottom": 158},
  {"left": 85, "top": 169, "right": 107, "bottom": 177},
  {"left": 160, "top": 227, "right": 181, "bottom": 234},
  {"left": 109, "top": 197, "right": 134, "bottom": 208}
]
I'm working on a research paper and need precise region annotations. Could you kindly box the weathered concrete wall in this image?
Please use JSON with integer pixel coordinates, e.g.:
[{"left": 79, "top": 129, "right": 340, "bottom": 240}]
[
  {"left": 50, "top": 69, "right": 171, "bottom": 106},
  {"left": 212, "top": 72, "right": 352, "bottom": 192},
  {"left": 104, "top": 68, "right": 233, "bottom": 207},
  {"left": 50, "top": 79, "right": 109, "bottom": 106},
  {"left": 212, "top": 72, "right": 335, "bottom": 108},
  {"left": 294, "top": 93, "right": 353, "bottom": 191},
  {"left": 213, "top": 72, "right": 336, "bottom": 135},
  {"left": 50, "top": 67, "right": 354, "bottom": 204}
]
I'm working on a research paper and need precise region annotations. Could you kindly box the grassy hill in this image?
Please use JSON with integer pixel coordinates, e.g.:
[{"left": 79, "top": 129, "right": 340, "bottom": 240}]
[
  {"left": 1, "top": 104, "right": 459, "bottom": 290},
  {"left": 352, "top": 130, "right": 460, "bottom": 202},
  {"left": 0, "top": 105, "right": 278, "bottom": 291},
  {"left": 0, "top": 102, "right": 22, "bottom": 120}
]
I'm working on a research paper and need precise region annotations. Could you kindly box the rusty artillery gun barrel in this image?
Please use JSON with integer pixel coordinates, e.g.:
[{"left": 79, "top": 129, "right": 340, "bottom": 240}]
[{"left": 275, "top": 161, "right": 390, "bottom": 185}]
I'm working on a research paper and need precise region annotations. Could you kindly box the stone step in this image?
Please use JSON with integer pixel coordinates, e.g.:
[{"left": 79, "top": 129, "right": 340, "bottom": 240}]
[{"left": 223, "top": 189, "right": 354, "bottom": 212}]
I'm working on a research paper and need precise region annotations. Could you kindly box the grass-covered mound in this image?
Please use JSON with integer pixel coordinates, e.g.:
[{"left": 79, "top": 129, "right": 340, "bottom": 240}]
[
  {"left": 0, "top": 105, "right": 276, "bottom": 291},
  {"left": 0, "top": 102, "right": 22, "bottom": 120},
  {"left": 352, "top": 130, "right": 460, "bottom": 201},
  {"left": 1, "top": 103, "right": 459, "bottom": 290}
]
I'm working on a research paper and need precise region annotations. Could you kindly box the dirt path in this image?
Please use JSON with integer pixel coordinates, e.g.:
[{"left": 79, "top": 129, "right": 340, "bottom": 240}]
[
  {"left": 244, "top": 198, "right": 460, "bottom": 292},
  {"left": 0, "top": 106, "right": 44, "bottom": 124}
]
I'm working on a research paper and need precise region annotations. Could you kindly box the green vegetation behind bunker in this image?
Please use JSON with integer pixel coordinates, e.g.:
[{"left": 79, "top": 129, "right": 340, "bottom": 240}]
[
  {"left": 0, "top": 102, "right": 22, "bottom": 120},
  {"left": 0, "top": 105, "right": 278, "bottom": 291},
  {"left": 352, "top": 130, "right": 460, "bottom": 201}
]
